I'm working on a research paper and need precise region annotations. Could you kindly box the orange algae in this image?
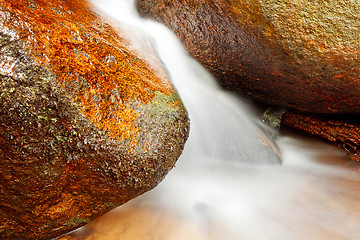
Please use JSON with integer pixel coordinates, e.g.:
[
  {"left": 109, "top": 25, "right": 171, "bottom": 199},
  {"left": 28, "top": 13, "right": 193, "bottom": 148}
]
[{"left": 0, "top": 0, "right": 173, "bottom": 144}]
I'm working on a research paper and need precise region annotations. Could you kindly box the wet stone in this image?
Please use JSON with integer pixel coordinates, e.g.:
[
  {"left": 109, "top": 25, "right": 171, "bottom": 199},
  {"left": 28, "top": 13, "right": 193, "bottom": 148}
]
[
  {"left": 281, "top": 111, "right": 360, "bottom": 163},
  {"left": 0, "top": 0, "right": 189, "bottom": 239}
]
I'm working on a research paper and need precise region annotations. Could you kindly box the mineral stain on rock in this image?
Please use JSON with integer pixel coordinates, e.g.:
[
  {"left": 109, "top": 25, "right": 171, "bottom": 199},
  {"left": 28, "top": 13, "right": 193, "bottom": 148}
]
[{"left": 0, "top": 0, "right": 190, "bottom": 239}]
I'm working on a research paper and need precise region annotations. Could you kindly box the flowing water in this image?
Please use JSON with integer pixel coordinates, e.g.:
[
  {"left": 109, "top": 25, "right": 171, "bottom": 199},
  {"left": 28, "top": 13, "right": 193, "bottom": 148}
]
[{"left": 65, "top": 1, "right": 360, "bottom": 239}]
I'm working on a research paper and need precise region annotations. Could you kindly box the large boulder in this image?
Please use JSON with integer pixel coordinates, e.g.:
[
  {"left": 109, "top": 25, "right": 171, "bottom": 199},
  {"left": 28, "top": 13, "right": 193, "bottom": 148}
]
[
  {"left": 137, "top": 0, "right": 359, "bottom": 114},
  {"left": 136, "top": 0, "right": 359, "bottom": 161},
  {"left": 0, "top": 0, "right": 189, "bottom": 239}
]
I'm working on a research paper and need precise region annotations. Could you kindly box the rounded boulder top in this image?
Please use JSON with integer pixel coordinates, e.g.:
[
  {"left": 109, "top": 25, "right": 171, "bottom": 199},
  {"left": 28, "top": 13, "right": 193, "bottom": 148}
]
[{"left": 0, "top": 0, "right": 190, "bottom": 239}]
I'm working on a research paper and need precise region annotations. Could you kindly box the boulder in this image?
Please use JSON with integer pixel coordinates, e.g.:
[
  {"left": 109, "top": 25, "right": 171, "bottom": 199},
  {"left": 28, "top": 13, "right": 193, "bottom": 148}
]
[
  {"left": 0, "top": 0, "right": 189, "bottom": 239},
  {"left": 137, "top": 0, "right": 360, "bottom": 114},
  {"left": 137, "top": 0, "right": 359, "bottom": 161}
]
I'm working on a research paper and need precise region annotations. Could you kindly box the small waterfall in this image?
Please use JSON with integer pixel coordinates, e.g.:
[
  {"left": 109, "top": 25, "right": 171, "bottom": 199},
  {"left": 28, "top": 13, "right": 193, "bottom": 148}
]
[
  {"left": 91, "top": 0, "right": 281, "bottom": 165},
  {"left": 66, "top": 1, "right": 360, "bottom": 239}
]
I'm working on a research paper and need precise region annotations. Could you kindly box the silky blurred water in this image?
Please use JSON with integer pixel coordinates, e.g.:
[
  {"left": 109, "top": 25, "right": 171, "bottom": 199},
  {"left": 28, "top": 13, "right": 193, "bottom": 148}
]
[{"left": 64, "top": 1, "right": 360, "bottom": 239}]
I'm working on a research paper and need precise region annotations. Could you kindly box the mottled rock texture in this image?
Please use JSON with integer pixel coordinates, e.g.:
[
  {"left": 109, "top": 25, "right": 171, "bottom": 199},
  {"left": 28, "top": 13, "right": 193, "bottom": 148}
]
[
  {"left": 0, "top": 0, "right": 189, "bottom": 239},
  {"left": 137, "top": 0, "right": 359, "bottom": 114}
]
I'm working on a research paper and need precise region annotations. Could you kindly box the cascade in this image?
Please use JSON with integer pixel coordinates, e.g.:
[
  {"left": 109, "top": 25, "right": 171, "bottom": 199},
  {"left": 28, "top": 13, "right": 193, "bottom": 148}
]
[{"left": 66, "top": 1, "right": 360, "bottom": 239}]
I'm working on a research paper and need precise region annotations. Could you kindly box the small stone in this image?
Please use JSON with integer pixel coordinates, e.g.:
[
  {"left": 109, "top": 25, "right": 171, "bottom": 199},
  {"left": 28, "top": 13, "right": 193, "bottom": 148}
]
[{"left": 263, "top": 107, "right": 288, "bottom": 128}]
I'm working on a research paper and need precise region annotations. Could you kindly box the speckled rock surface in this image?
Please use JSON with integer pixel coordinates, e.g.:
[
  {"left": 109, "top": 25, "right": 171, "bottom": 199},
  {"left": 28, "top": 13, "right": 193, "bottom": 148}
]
[
  {"left": 137, "top": 0, "right": 360, "bottom": 114},
  {"left": 0, "top": 0, "right": 189, "bottom": 239}
]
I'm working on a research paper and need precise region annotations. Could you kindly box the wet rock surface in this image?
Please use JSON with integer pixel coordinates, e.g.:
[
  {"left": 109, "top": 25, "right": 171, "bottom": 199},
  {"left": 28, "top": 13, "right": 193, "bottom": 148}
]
[
  {"left": 281, "top": 111, "right": 360, "bottom": 163},
  {"left": 0, "top": 0, "right": 189, "bottom": 239},
  {"left": 136, "top": 0, "right": 359, "bottom": 115}
]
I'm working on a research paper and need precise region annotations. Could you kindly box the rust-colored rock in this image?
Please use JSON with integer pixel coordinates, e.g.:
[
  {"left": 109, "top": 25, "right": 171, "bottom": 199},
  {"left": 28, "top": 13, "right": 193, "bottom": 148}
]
[
  {"left": 137, "top": 0, "right": 360, "bottom": 114},
  {"left": 281, "top": 111, "right": 360, "bottom": 162},
  {"left": 0, "top": 0, "right": 189, "bottom": 239}
]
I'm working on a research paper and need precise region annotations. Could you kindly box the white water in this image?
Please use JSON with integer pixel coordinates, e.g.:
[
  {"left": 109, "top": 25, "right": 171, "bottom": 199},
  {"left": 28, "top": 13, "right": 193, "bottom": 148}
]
[{"left": 66, "top": 1, "right": 360, "bottom": 239}]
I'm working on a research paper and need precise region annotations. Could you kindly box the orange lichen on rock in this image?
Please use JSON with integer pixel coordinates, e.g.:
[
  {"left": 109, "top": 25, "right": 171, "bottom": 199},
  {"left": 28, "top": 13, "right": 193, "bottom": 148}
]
[
  {"left": 0, "top": 0, "right": 173, "bottom": 144},
  {"left": 0, "top": 1, "right": 190, "bottom": 238}
]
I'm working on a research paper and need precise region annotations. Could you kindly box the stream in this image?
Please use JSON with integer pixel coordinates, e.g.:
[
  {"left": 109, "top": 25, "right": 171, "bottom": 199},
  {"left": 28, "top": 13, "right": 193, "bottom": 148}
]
[{"left": 65, "top": 1, "right": 360, "bottom": 239}]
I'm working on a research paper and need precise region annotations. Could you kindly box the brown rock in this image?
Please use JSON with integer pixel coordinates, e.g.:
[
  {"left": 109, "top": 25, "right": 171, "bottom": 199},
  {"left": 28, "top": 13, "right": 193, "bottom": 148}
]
[
  {"left": 137, "top": 0, "right": 360, "bottom": 114},
  {"left": 281, "top": 111, "right": 360, "bottom": 162},
  {"left": 0, "top": 0, "right": 189, "bottom": 239}
]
